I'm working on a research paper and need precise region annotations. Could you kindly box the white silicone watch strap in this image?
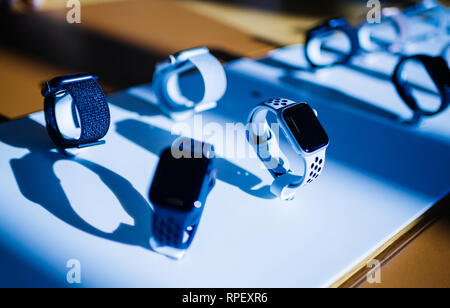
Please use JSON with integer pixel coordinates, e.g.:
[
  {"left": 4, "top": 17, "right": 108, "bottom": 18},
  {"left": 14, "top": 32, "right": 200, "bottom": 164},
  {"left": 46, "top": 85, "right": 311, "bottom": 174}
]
[{"left": 153, "top": 48, "right": 226, "bottom": 121}]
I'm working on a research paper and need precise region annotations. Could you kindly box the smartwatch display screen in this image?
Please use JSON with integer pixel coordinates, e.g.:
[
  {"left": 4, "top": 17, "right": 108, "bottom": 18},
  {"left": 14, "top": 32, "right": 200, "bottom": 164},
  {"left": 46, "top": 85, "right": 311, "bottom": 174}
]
[
  {"left": 150, "top": 148, "right": 211, "bottom": 210},
  {"left": 282, "top": 103, "right": 329, "bottom": 153}
]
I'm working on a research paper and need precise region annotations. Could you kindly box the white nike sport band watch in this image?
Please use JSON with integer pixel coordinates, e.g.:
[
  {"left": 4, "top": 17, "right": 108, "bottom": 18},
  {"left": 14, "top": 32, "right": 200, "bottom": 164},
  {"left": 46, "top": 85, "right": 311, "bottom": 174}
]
[
  {"left": 247, "top": 99, "right": 330, "bottom": 201},
  {"left": 152, "top": 47, "right": 227, "bottom": 121}
]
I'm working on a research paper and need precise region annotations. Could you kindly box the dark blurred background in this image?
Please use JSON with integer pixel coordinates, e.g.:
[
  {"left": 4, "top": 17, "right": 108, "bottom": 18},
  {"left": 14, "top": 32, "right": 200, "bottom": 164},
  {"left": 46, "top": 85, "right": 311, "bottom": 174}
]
[{"left": 202, "top": 0, "right": 417, "bottom": 15}]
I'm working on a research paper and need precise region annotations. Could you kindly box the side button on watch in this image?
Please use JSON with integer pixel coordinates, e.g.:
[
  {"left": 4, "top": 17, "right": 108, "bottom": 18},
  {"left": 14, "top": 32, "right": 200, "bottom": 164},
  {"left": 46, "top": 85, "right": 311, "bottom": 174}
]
[
  {"left": 149, "top": 138, "right": 217, "bottom": 259},
  {"left": 41, "top": 73, "right": 111, "bottom": 150}
]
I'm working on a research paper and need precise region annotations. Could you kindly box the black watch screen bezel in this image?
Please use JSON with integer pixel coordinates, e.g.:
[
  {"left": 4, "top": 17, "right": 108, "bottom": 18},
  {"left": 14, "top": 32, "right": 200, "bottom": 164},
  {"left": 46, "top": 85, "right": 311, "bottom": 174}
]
[{"left": 282, "top": 103, "right": 329, "bottom": 153}]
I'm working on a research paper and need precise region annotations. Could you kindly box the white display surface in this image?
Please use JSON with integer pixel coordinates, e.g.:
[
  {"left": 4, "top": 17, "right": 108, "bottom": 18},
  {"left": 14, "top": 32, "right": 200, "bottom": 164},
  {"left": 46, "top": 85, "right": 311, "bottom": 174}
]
[{"left": 0, "top": 45, "right": 449, "bottom": 287}]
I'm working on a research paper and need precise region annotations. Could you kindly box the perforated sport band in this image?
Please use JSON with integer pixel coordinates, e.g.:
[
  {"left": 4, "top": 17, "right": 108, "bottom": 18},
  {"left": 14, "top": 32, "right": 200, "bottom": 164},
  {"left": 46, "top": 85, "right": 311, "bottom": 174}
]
[
  {"left": 392, "top": 54, "right": 450, "bottom": 123},
  {"left": 44, "top": 79, "right": 110, "bottom": 149},
  {"left": 153, "top": 48, "right": 227, "bottom": 120},
  {"left": 248, "top": 99, "right": 327, "bottom": 200}
]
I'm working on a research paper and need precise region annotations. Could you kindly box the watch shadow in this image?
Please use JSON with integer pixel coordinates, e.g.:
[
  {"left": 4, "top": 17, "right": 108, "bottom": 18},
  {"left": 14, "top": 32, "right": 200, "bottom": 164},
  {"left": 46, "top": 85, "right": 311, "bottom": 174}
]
[
  {"left": 115, "top": 118, "right": 276, "bottom": 200},
  {"left": 0, "top": 117, "right": 154, "bottom": 251},
  {"left": 258, "top": 57, "right": 312, "bottom": 72}
]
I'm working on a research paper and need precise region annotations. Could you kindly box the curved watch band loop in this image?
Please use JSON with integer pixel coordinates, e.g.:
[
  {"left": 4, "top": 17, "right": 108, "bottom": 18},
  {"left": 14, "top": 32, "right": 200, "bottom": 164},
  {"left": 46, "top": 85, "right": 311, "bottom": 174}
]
[
  {"left": 43, "top": 76, "right": 110, "bottom": 149},
  {"left": 247, "top": 99, "right": 327, "bottom": 201},
  {"left": 358, "top": 7, "right": 408, "bottom": 53},
  {"left": 150, "top": 139, "right": 216, "bottom": 258},
  {"left": 392, "top": 54, "right": 450, "bottom": 123},
  {"left": 404, "top": 0, "right": 448, "bottom": 42},
  {"left": 153, "top": 47, "right": 227, "bottom": 121}
]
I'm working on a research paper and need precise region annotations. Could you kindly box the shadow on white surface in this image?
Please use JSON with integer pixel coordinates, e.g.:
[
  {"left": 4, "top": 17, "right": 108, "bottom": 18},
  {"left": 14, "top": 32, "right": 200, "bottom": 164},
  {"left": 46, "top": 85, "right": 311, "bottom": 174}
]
[{"left": 115, "top": 119, "right": 275, "bottom": 199}]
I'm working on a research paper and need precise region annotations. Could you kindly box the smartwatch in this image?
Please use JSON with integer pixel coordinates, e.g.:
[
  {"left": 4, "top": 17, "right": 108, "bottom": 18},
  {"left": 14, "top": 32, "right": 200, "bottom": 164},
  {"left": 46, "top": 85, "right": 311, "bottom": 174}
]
[
  {"left": 152, "top": 47, "right": 227, "bottom": 121},
  {"left": 305, "top": 18, "right": 360, "bottom": 68},
  {"left": 149, "top": 138, "right": 217, "bottom": 259},
  {"left": 247, "top": 99, "right": 329, "bottom": 201},
  {"left": 392, "top": 54, "right": 450, "bottom": 123},
  {"left": 0, "top": 0, "right": 10, "bottom": 11},
  {"left": 41, "top": 73, "right": 111, "bottom": 149}
]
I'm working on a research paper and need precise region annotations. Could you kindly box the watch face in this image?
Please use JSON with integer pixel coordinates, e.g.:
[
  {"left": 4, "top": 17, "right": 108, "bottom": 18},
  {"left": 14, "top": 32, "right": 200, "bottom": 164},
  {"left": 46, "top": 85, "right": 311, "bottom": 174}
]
[
  {"left": 150, "top": 148, "right": 211, "bottom": 211},
  {"left": 282, "top": 103, "right": 329, "bottom": 153}
]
